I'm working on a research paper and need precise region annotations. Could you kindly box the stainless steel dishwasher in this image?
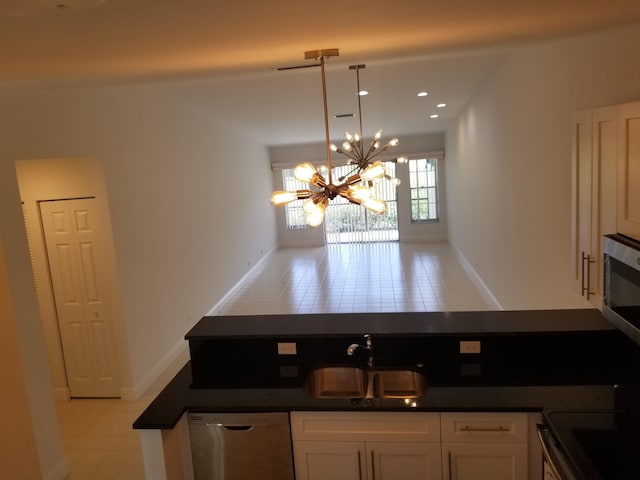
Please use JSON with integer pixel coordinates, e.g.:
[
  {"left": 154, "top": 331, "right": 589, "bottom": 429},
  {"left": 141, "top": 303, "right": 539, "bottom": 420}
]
[{"left": 188, "top": 412, "right": 294, "bottom": 480}]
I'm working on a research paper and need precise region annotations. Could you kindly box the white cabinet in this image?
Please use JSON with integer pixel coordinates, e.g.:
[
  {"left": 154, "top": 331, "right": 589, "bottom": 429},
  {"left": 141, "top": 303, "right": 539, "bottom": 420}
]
[
  {"left": 291, "top": 412, "right": 531, "bottom": 480},
  {"left": 370, "top": 442, "right": 443, "bottom": 480},
  {"left": 293, "top": 441, "right": 442, "bottom": 480},
  {"left": 441, "top": 413, "right": 528, "bottom": 480},
  {"left": 291, "top": 411, "right": 442, "bottom": 480},
  {"left": 292, "top": 441, "right": 365, "bottom": 480},
  {"left": 571, "top": 106, "right": 618, "bottom": 308},
  {"left": 617, "top": 101, "right": 640, "bottom": 241}
]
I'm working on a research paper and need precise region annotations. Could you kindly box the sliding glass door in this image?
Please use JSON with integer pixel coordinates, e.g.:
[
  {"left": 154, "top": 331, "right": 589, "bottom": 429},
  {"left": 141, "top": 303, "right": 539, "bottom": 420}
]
[{"left": 325, "top": 161, "right": 398, "bottom": 244}]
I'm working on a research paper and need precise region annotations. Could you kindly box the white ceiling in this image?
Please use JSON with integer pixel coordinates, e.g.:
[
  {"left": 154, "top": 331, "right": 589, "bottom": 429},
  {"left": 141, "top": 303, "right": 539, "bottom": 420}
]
[{"left": 3, "top": 0, "right": 640, "bottom": 146}]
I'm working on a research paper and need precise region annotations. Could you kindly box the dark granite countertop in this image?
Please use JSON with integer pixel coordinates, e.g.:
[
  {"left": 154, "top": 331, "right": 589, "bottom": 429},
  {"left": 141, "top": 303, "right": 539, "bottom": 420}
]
[
  {"left": 185, "top": 309, "right": 614, "bottom": 339},
  {"left": 133, "top": 360, "right": 622, "bottom": 429},
  {"left": 134, "top": 309, "right": 639, "bottom": 430}
]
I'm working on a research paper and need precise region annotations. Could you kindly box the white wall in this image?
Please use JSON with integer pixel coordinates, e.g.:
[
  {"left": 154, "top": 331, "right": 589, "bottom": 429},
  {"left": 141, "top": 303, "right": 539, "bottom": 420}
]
[
  {"left": 0, "top": 82, "right": 277, "bottom": 476},
  {"left": 0, "top": 234, "right": 49, "bottom": 479},
  {"left": 446, "top": 22, "right": 640, "bottom": 309}
]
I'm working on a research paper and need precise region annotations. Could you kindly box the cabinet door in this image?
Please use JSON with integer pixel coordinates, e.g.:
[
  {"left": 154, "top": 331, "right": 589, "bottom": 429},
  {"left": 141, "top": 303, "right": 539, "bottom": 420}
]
[
  {"left": 443, "top": 444, "right": 528, "bottom": 480},
  {"left": 571, "top": 109, "right": 594, "bottom": 300},
  {"left": 369, "top": 442, "right": 442, "bottom": 480},
  {"left": 618, "top": 101, "right": 640, "bottom": 241},
  {"left": 591, "top": 106, "right": 618, "bottom": 306},
  {"left": 571, "top": 106, "right": 618, "bottom": 308},
  {"left": 293, "top": 441, "right": 367, "bottom": 480}
]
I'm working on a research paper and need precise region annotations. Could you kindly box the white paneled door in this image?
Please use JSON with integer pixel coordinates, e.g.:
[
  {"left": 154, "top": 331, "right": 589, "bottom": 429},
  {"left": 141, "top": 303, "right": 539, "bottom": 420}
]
[{"left": 40, "top": 198, "right": 120, "bottom": 397}]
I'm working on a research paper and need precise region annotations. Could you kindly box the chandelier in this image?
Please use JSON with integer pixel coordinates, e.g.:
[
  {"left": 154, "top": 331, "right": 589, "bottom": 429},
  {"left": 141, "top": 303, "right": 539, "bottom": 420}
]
[
  {"left": 270, "top": 49, "right": 401, "bottom": 227},
  {"left": 331, "top": 64, "right": 407, "bottom": 185}
]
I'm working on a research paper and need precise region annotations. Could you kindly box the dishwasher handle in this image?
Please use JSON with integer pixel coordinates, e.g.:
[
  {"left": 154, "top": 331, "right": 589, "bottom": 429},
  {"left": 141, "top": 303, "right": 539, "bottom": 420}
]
[{"left": 215, "top": 424, "right": 254, "bottom": 431}]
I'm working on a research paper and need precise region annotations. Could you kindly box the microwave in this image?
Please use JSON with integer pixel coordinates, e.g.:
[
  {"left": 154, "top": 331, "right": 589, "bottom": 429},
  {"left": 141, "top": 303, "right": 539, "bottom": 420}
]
[{"left": 603, "top": 234, "right": 640, "bottom": 346}]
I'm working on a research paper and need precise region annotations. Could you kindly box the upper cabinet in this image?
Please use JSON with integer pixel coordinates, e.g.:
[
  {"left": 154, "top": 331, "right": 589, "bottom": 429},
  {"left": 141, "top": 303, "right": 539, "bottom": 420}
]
[
  {"left": 571, "top": 99, "right": 640, "bottom": 308},
  {"left": 571, "top": 106, "right": 618, "bottom": 308},
  {"left": 617, "top": 101, "right": 640, "bottom": 241}
]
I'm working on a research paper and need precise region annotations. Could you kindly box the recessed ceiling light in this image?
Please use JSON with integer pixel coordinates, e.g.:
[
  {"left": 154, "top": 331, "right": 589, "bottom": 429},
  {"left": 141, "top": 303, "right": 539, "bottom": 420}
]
[
  {"left": 437, "top": 103, "right": 447, "bottom": 108},
  {"left": 358, "top": 90, "right": 368, "bottom": 96},
  {"left": 417, "top": 92, "right": 428, "bottom": 97},
  {"left": 430, "top": 114, "right": 439, "bottom": 119}
]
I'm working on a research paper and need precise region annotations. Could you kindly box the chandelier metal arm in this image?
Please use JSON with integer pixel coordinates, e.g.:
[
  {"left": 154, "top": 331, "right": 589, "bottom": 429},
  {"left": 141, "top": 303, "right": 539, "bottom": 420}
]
[
  {"left": 334, "top": 145, "right": 360, "bottom": 163},
  {"left": 319, "top": 55, "right": 334, "bottom": 186}
]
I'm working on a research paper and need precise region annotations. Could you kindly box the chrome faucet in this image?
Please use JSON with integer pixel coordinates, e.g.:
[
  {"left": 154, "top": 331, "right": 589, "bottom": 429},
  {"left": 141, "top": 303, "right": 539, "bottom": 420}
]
[{"left": 347, "top": 334, "right": 374, "bottom": 367}]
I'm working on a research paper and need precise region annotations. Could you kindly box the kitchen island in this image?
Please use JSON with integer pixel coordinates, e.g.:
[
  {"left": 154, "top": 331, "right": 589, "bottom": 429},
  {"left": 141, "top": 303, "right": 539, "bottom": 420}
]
[{"left": 133, "top": 309, "right": 640, "bottom": 479}]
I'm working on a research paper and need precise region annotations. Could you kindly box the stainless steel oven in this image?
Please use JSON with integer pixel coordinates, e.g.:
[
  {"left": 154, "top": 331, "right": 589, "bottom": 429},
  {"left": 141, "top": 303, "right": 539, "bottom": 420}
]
[
  {"left": 540, "top": 409, "right": 640, "bottom": 480},
  {"left": 536, "top": 424, "right": 580, "bottom": 480},
  {"left": 602, "top": 234, "right": 640, "bottom": 347}
]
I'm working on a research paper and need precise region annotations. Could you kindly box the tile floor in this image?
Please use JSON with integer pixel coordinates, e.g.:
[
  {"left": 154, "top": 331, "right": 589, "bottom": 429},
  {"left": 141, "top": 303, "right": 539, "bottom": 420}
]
[
  {"left": 213, "top": 242, "right": 500, "bottom": 315},
  {"left": 56, "top": 241, "right": 498, "bottom": 479}
]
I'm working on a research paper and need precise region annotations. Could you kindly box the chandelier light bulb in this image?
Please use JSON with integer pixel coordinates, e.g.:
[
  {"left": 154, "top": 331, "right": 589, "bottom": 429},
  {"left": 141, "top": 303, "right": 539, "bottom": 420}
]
[
  {"left": 271, "top": 191, "right": 298, "bottom": 206},
  {"left": 387, "top": 175, "right": 401, "bottom": 186},
  {"left": 294, "top": 162, "right": 318, "bottom": 183},
  {"left": 360, "top": 161, "right": 386, "bottom": 181},
  {"left": 388, "top": 138, "right": 399, "bottom": 147},
  {"left": 302, "top": 198, "right": 318, "bottom": 214},
  {"left": 362, "top": 197, "right": 386, "bottom": 214},
  {"left": 374, "top": 130, "right": 383, "bottom": 140},
  {"left": 306, "top": 202, "right": 327, "bottom": 226},
  {"left": 397, "top": 156, "right": 408, "bottom": 164},
  {"left": 348, "top": 185, "right": 372, "bottom": 201},
  {"left": 345, "top": 132, "right": 353, "bottom": 141}
]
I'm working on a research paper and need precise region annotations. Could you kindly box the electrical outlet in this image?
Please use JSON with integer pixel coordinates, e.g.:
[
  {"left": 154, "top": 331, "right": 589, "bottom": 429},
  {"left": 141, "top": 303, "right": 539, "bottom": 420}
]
[
  {"left": 460, "top": 340, "right": 481, "bottom": 354},
  {"left": 277, "top": 342, "right": 297, "bottom": 355}
]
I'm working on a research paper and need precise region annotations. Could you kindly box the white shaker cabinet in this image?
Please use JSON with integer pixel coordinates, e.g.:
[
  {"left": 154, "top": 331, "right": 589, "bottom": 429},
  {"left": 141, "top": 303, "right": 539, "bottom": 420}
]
[
  {"left": 441, "top": 412, "right": 529, "bottom": 480},
  {"left": 291, "top": 411, "right": 532, "bottom": 480},
  {"left": 291, "top": 411, "right": 443, "bottom": 480},
  {"left": 292, "top": 441, "right": 366, "bottom": 480},
  {"left": 293, "top": 440, "right": 442, "bottom": 480},
  {"left": 617, "top": 101, "right": 640, "bottom": 241},
  {"left": 571, "top": 106, "right": 618, "bottom": 308}
]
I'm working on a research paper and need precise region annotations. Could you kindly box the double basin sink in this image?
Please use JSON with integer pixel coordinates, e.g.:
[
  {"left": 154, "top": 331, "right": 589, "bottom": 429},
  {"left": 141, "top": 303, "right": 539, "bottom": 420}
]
[{"left": 305, "top": 366, "right": 426, "bottom": 399}]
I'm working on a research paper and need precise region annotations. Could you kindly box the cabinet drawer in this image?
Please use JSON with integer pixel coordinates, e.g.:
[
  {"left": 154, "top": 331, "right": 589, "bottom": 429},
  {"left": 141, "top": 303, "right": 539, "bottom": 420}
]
[
  {"left": 291, "top": 411, "right": 441, "bottom": 442},
  {"left": 441, "top": 412, "right": 528, "bottom": 443}
]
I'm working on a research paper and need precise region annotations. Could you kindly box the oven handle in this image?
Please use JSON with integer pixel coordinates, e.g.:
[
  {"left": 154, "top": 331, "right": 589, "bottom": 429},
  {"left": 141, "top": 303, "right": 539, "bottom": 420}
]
[{"left": 536, "top": 423, "right": 578, "bottom": 480}]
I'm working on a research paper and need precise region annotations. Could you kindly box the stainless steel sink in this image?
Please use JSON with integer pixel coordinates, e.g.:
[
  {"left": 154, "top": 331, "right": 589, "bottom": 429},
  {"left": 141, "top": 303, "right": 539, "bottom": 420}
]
[
  {"left": 372, "top": 370, "right": 425, "bottom": 398},
  {"left": 305, "top": 366, "right": 368, "bottom": 398},
  {"left": 305, "top": 366, "right": 425, "bottom": 399}
]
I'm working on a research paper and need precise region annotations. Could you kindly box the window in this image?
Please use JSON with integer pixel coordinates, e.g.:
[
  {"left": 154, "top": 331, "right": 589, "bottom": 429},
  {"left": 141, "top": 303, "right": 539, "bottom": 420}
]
[
  {"left": 409, "top": 158, "right": 438, "bottom": 223},
  {"left": 281, "top": 168, "right": 308, "bottom": 230}
]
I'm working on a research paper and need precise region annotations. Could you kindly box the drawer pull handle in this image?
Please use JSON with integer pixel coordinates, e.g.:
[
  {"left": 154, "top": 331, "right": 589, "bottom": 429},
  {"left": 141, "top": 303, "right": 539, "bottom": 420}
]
[{"left": 460, "top": 425, "right": 510, "bottom": 432}]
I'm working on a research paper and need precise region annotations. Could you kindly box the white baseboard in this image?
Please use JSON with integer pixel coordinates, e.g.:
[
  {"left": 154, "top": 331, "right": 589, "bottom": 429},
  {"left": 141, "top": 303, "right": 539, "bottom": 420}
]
[
  {"left": 452, "top": 245, "right": 503, "bottom": 310},
  {"left": 42, "top": 455, "right": 70, "bottom": 480},
  {"left": 206, "top": 246, "right": 275, "bottom": 316},
  {"left": 120, "top": 339, "right": 189, "bottom": 401}
]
